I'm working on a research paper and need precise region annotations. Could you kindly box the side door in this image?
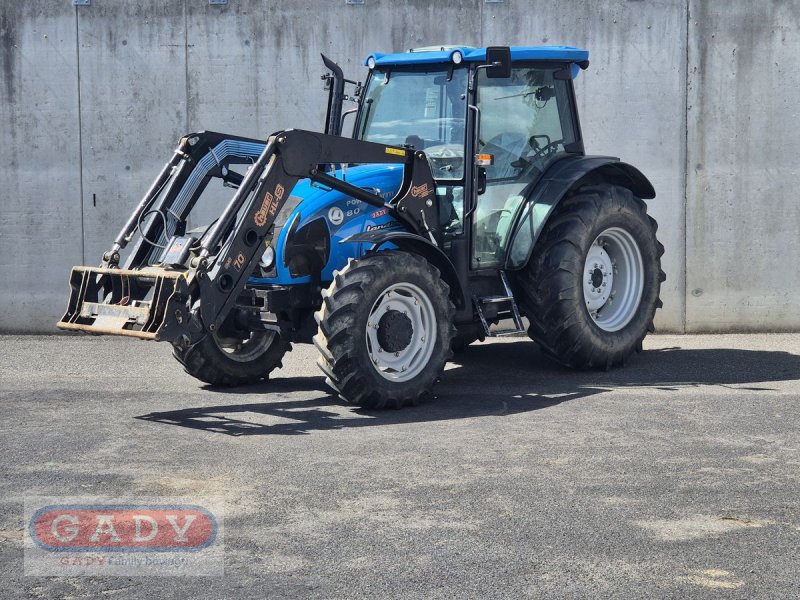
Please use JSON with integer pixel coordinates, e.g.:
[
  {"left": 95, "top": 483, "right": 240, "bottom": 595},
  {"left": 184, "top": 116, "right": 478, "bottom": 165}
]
[{"left": 471, "top": 65, "right": 581, "bottom": 269}]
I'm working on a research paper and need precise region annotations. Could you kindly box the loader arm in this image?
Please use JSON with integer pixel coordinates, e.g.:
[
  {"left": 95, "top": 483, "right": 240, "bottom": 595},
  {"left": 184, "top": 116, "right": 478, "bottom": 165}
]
[{"left": 57, "top": 129, "right": 439, "bottom": 346}]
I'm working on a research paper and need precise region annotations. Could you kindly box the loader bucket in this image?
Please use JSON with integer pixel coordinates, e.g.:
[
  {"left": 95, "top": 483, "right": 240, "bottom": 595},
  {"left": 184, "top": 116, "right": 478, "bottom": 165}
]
[{"left": 56, "top": 266, "right": 190, "bottom": 341}]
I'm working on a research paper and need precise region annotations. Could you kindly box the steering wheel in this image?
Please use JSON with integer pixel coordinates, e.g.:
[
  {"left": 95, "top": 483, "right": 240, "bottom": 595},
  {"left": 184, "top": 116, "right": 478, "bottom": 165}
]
[
  {"left": 424, "top": 143, "right": 464, "bottom": 176},
  {"left": 527, "top": 137, "right": 564, "bottom": 162},
  {"left": 483, "top": 132, "right": 529, "bottom": 155}
]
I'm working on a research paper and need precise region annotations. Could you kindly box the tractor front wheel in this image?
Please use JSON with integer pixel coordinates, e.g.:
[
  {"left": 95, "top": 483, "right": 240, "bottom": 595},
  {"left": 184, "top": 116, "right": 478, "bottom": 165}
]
[
  {"left": 172, "top": 326, "right": 290, "bottom": 386},
  {"left": 517, "top": 184, "right": 665, "bottom": 369},
  {"left": 314, "top": 251, "right": 456, "bottom": 408}
]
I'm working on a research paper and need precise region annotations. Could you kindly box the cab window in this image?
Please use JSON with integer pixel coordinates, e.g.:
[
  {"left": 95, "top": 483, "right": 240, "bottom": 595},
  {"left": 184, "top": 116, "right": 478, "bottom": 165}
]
[{"left": 359, "top": 68, "right": 468, "bottom": 181}]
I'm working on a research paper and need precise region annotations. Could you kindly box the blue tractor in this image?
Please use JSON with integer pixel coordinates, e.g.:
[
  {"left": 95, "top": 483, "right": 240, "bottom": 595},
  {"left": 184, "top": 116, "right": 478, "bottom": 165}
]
[{"left": 58, "top": 46, "right": 664, "bottom": 408}]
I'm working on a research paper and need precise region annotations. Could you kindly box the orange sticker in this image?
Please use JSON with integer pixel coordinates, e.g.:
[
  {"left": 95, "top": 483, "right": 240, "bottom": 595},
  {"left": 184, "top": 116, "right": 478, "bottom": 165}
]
[
  {"left": 254, "top": 191, "right": 274, "bottom": 226},
  {"left": 410, "top": 183, "right": 432, "bottom": 198}
]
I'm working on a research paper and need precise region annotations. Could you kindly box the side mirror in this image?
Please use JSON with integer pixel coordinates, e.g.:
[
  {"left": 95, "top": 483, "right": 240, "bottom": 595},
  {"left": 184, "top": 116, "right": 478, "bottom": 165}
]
[
  {"left": 485, "top": 46, "right": 511, "bottom": 78},
  {"left": 477, "top": 167, "right": 487, "bottom": 195}
]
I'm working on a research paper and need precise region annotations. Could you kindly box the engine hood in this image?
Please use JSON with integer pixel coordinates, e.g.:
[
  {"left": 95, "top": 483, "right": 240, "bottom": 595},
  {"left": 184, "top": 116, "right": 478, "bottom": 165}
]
[{"left": 250, "top": 163, "right": 407, "bottom": 285}]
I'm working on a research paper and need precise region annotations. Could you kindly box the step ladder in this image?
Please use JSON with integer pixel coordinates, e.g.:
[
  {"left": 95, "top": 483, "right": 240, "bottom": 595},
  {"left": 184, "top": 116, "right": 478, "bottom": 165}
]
[{"left": 472, "top": 271, "right": 525, "bottom": 337}]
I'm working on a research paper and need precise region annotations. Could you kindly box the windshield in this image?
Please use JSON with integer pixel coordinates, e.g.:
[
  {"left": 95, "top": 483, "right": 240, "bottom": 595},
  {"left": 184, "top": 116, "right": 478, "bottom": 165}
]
[{"left": 358, "top": 67, "right": 468, "bottom": 180}]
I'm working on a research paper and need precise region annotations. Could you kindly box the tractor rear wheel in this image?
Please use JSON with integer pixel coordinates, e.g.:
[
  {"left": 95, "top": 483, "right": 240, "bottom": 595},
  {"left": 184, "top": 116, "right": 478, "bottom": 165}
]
[
  {"left": 314, "top": 251, "right": 456, "bottom": 408},
  {"left": 172, "top": 325, "right": 290, "bottom": 386},
  {"left": 517, "top": 184, "right": 665, "bottom": 369}
]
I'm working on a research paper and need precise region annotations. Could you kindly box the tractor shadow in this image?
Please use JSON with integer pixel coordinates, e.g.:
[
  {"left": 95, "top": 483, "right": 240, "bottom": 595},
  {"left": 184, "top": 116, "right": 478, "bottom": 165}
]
[{"left": 135, "top": 341, "right": 800, "bottom": 436}]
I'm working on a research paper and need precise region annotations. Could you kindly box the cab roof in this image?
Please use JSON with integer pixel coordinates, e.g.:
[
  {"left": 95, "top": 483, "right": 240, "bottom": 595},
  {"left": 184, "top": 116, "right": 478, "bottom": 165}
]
[{"left": 364, "top": 46, "right": 589, "bottom": 68}]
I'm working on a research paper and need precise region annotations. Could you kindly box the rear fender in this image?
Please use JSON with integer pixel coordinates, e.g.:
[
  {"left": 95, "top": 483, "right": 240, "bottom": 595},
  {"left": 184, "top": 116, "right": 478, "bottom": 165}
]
[
  {"left": 505, "top": 155, "right": 655, "bottom": 269},
  {"left": 342, "top": 230, "right": 466, "bottom": 309}
]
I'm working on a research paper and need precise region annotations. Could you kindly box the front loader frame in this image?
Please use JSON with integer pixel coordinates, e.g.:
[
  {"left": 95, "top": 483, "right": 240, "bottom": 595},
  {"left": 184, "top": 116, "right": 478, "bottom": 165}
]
[{"left": 58, "top": 129, "right": 444, "bottom": 346}]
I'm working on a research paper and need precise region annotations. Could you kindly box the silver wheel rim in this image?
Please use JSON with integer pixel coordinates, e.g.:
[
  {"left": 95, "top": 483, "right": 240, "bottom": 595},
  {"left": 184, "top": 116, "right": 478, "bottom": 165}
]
[
  {"left": 583, "top": 227, "right": 644, "bottom": 332},
  {"left": 365, "top": 282, "right": 437, "bottom": 382},
  {"left": 212, "top": 330, "right": 276, "bottom": 362}
]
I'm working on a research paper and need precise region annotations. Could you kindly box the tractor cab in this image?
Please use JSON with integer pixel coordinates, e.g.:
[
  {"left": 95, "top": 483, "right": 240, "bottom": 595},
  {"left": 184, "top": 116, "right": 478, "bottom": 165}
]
[{"left": 351, "top": 46, "right": 589, "bottom": 272}]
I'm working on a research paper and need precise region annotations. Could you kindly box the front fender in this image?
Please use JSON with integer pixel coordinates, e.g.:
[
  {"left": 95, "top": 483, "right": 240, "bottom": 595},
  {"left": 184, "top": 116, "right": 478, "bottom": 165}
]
[
  {"left": 342, "top": 230, "right": 466, "bottom": 309},
  {"left": 505, "top": 155, "right": 655, "bottom": 269}
]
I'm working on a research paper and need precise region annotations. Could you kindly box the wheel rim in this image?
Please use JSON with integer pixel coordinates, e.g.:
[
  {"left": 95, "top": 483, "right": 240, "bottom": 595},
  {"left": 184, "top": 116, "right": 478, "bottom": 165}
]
[
  {"left": 212, "top": 330, "right": 276, "bottom": 362},
  {"left": 583, "top": 227, "right": 644, "bottom": 332},
  {"left": 365, "top": 282, "right": 437, "bottom": 382}
]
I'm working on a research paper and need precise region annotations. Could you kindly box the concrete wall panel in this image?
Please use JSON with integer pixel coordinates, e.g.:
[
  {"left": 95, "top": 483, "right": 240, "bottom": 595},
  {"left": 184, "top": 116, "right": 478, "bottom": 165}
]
[
  {"left": 184, "top": 0, "right": 481, "bottom": 137},
  {"left": 76, "top": 0, "right": 187, "bottom": 264},
  {"left": 0, "top": 2, "right": 82, "bottom": 331},
  {"left": 686, "top": 1, "right": 800, "bottom": 331},
  {"left": 481, "top": 0, "right": 687, "bottom": 331}
]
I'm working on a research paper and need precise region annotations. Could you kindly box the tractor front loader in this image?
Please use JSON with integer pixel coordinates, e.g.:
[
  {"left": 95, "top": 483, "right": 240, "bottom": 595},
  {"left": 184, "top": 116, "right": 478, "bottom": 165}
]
[
  {"left": 59, "top": 46, "right": 664, "bottom": 408},
  {"left": 58, "top": 130, "right": 443, "bottom": 364}
]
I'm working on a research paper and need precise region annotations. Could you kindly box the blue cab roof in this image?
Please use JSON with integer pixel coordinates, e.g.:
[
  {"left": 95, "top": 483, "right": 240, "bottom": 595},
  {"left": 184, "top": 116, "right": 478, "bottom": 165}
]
[{"left": 364, "top": 46, "right": 589, "bottom": 68}]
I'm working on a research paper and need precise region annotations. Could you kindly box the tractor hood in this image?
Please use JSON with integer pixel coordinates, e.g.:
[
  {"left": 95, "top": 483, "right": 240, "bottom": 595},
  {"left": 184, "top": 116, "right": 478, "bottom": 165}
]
[
  {"left": 250, "top": 163, "right": 406, "bottom": 285},
  {"left": 290, "top": 163, "right": 404, "bottom": 208}
]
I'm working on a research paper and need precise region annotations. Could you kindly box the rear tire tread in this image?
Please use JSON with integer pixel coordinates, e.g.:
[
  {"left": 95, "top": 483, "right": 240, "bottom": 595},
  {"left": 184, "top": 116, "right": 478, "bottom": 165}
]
[{"left": 517, "top": 184, "right": 663, "bottom": 369}]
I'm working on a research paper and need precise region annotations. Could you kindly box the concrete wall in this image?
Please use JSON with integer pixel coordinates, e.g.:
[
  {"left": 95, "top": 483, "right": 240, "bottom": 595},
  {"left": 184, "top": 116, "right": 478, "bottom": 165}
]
[
  {"left": 0, "top": 0, "right": 798, "bottom": 333},
  {"left": 686, "top": 1, "right": 800, "bottom": 331}
]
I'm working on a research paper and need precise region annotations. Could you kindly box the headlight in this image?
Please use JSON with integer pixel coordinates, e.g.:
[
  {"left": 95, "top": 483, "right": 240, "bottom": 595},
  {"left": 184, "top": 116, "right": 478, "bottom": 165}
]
[
  {"left": 451, "top": 50, "right": 463, "bottom": 64},
  {"left": 259, "top": 245, "right": 275, "bottom": 270},
  {"left": 367, "top": 56, "right": 376, "bottom": 69}
]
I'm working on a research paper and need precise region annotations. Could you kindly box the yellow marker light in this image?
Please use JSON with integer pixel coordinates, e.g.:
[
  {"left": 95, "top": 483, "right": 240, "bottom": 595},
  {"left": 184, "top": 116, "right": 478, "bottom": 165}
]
[
  {"left": 475, "top": 153, "right": 494, "bottom": 166},
  {"left": 385, "top": 147, "right": 406, "bottom": 156}
]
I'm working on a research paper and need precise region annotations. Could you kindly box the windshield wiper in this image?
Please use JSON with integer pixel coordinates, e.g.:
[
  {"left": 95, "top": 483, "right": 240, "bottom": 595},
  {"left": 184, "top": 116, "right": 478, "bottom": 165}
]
[{"left": 494, "top": 90, "right": 536, "bottom": 101}]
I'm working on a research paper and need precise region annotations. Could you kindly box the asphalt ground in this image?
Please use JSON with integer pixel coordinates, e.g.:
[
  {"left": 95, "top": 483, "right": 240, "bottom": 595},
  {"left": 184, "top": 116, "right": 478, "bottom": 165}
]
[{"left": 1, "top": 333, "right": 799, "bottom": 598}]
